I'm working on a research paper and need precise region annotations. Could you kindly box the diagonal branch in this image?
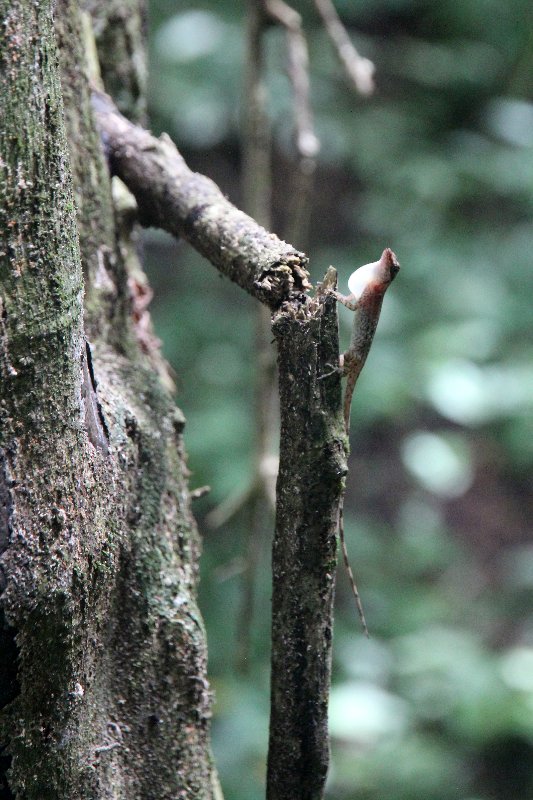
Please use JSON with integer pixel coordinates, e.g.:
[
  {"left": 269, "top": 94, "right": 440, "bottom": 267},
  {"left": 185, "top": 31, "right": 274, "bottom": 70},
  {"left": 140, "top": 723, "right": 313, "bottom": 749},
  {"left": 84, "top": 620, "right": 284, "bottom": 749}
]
[
  {"left": 92, "top": 90, "right": 311, "bottom": 308},
  {"left": 314, "top": 0, "right": 375, "bottom": 95}
]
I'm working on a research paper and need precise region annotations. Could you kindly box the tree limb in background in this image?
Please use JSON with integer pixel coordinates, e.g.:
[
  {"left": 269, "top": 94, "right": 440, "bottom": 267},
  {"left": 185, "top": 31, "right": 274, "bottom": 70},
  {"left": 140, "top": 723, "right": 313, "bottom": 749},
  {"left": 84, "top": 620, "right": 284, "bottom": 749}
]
[
  {"left": 314, "top": 0, "right": 375, "bottom": 95},
  {"left": 242, "top": 0, "right": 272, "bottom": 229},
  {"left": 229, "top": 0, "right": 325, "bottom": 671},
  {"left": 92, "top": 90, "right": 311, "bottom": 308},
  {"left": 265, "top": 0, "right": 320, "bottom": 245},
  {"left": 232, "top": 0, "right": 278, "bottom": 672},
  {"left": 205, "top": 0, "right": 280, "bottom": 670},
  {"left": 266, "top": 0, "right": 320, "bottom": 161}
]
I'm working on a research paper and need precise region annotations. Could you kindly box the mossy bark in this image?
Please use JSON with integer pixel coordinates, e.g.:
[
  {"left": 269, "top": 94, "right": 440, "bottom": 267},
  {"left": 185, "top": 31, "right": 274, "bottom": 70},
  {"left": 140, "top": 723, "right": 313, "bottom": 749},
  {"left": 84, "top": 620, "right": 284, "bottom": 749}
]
[{"left": 0, "top": 2, "right": 215, "bottom": 798}]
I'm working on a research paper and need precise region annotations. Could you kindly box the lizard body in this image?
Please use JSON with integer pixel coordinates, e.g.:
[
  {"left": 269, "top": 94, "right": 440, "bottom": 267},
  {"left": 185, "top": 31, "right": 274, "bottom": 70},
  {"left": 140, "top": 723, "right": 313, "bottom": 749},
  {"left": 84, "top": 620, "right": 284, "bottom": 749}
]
[
  {"left": 322, "top": 248, "right": 399, "bottom": 635},
  {"left": 335, "top": 247, "right": 400, "bottom": 430}
]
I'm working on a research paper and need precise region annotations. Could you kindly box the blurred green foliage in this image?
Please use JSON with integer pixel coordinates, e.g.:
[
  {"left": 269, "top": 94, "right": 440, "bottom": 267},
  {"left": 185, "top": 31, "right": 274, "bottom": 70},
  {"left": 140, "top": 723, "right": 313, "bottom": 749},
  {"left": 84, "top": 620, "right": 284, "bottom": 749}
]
[{"left": 144, "top": 1, "right": 533, "bottom": 798}]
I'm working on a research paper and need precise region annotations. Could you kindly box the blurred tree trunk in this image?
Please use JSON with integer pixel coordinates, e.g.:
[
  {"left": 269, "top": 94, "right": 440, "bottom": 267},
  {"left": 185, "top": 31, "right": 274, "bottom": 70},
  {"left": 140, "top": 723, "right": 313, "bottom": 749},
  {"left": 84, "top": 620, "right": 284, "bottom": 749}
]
[{"left": 0, "top": 2, "right": 217, "bottom": 798}]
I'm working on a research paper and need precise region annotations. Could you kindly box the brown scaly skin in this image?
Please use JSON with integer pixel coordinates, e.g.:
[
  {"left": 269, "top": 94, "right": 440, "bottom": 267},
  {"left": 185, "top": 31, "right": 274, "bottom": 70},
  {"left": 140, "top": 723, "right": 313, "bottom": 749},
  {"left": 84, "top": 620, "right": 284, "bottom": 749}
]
[{"left": 324, "top": 248, "right": 400, "bottom": 636}]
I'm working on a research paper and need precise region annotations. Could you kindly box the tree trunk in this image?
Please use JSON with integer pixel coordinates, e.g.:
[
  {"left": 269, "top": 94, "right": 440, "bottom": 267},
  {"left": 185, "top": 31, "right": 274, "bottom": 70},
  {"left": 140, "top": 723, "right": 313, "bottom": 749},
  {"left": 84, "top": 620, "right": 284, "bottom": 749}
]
[{"left": 0, "top": 2, "right": 216, "bottom": 797}]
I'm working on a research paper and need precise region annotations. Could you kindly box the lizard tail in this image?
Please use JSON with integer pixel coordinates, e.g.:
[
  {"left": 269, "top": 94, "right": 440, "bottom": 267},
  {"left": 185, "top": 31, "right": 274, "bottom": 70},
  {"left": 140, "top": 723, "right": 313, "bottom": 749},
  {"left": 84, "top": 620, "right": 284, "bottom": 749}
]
[{"left": 338, "top": 499, "right": 369, "bottom": 637}]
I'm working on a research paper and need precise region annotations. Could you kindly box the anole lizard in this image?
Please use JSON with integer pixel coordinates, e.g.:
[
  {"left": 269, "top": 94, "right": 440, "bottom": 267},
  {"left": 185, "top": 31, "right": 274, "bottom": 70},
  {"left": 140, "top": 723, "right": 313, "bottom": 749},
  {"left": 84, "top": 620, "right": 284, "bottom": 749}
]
[{"left": 320, "top": 248, "right": 400, "bottom": 635}]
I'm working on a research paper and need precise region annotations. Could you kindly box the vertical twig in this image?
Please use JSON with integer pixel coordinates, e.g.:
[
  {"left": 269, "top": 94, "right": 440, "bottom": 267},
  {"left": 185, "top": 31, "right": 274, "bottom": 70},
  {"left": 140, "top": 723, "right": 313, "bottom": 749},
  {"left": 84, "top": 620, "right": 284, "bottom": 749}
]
[
  {"left": 235, "top": 0, "right": 278, "bottom": 670},
  {"left": 265, "top": 0, "right": 320, "bottom": 246},
  {"left": 250, "top": 3, "right": 346, "bottom": 794},
  {"left": 242, "top": 0, "right": 272, "bottom": 227},
  {"left": 267, "top": 294, "right": 346, "bottom": 800}
]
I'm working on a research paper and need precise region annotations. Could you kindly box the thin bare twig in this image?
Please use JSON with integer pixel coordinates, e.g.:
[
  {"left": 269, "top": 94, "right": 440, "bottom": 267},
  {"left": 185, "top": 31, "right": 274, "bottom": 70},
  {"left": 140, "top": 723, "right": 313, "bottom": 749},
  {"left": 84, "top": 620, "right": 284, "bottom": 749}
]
[
  {"left": 265, "top": 0, "right": 320, "bottom": 160},
  {"left": 235, "top": 0, "right": 277, "bottom": 672},
  {"left": 265, "top": 0, "right": 320, "bottom": 246},
  {"left": 314, "top": 0, "right": 375, "bottom": 95},
  {"left": 206, "top": 0, "right": 280, "bottom": 668}
]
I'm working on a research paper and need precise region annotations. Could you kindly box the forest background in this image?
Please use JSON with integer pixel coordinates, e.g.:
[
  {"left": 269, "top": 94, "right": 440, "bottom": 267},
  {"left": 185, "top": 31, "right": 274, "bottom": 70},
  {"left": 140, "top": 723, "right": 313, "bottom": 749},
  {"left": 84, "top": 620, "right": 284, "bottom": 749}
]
[{"left": 144, "top": 1, "right": 533, "bottom": 798}]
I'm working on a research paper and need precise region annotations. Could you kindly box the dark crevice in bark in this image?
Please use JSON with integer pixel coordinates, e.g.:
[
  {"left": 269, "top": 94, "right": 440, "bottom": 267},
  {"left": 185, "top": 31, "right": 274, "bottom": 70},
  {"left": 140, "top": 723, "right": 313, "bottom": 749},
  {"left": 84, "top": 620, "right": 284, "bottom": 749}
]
[
  {"left": 0, "top": 452, "right": 13, "bottom": 562},
  {"left": 0, "top": 611, "right": 18, "bottom": 800},
  {"left": 0, "top": 451, "right": 17, "bottom": 800},
  {"left": 81, "top": 341, "right": 110, "bottom": 453}
]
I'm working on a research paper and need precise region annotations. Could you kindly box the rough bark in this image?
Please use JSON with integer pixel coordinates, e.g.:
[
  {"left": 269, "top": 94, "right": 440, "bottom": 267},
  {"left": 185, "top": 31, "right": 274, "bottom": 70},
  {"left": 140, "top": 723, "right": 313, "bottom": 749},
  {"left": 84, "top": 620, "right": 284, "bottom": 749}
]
[
  {"left": 267, "top": 295, "right": 346, "bottom": 800},
  {"left": 0, "top": 2, "right": 214, "bottom": 798}
]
